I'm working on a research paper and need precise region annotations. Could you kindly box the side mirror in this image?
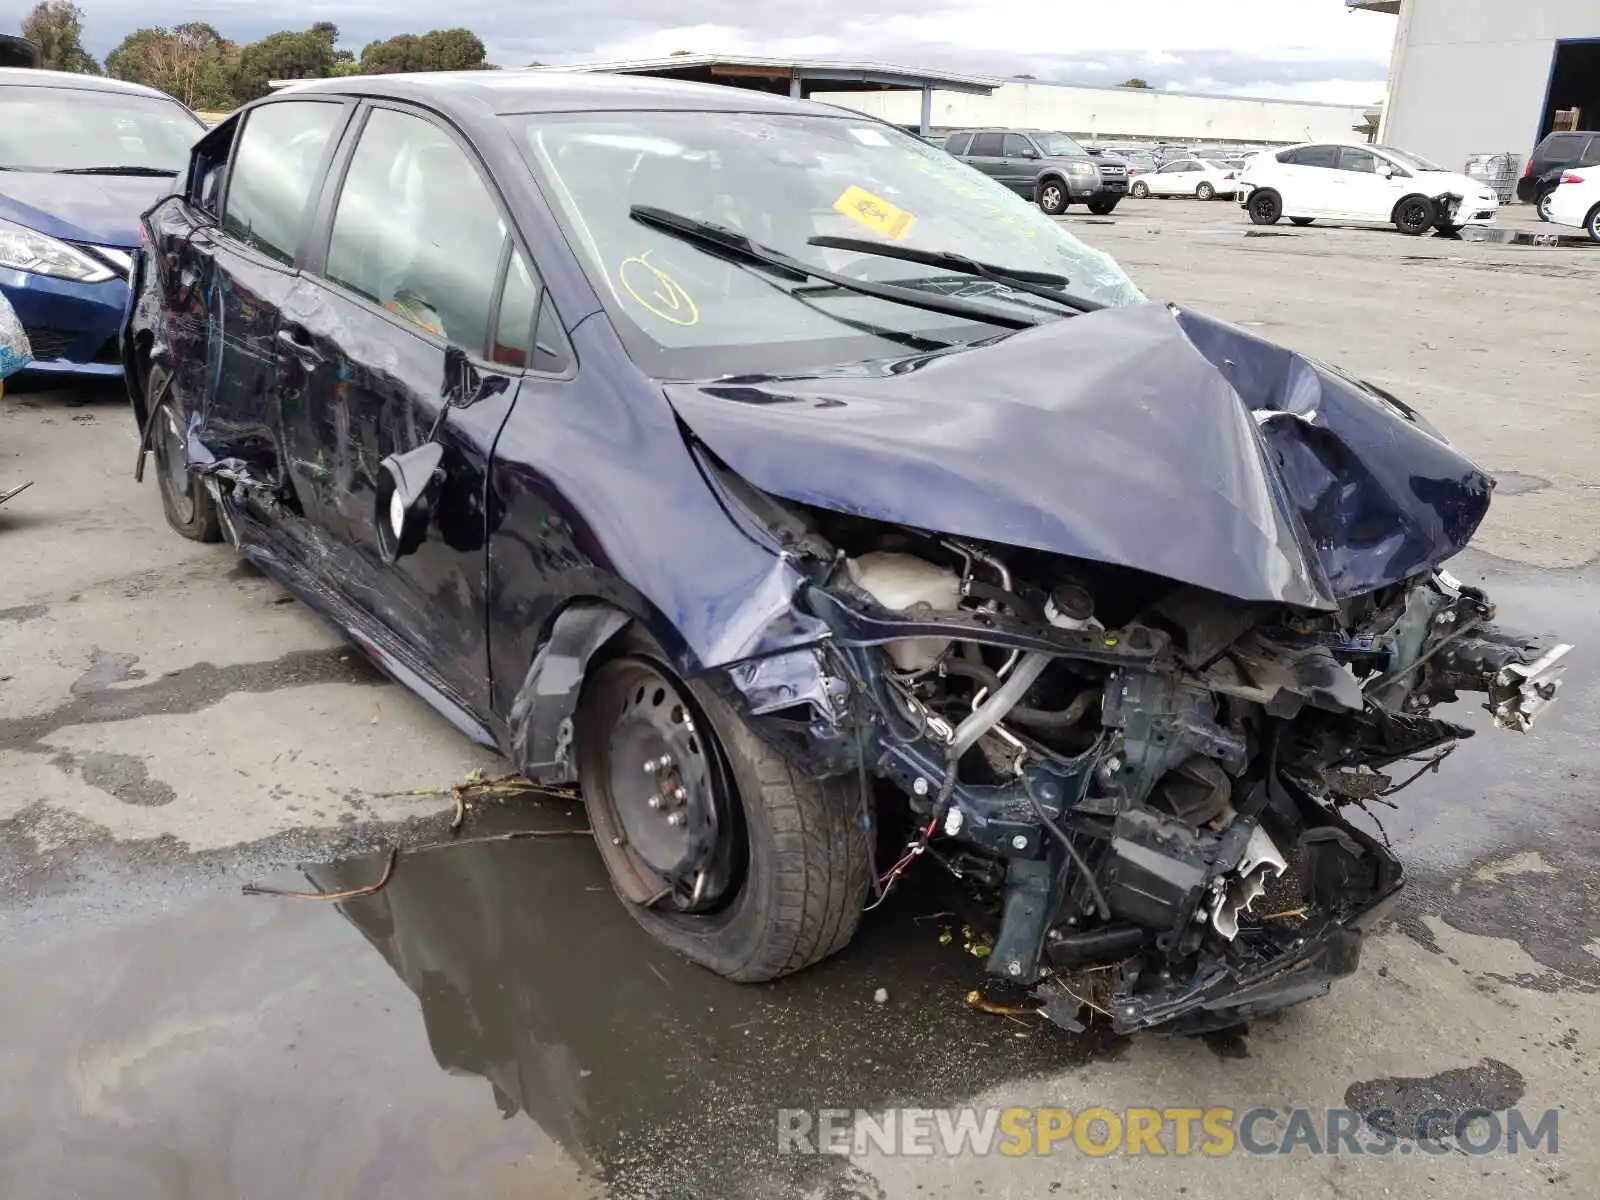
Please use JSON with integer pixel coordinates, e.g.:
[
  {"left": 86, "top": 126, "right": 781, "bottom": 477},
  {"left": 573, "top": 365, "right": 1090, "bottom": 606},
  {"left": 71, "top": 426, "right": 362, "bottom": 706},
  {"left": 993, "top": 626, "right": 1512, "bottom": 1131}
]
[
  {"left": 1378, "top": 164, "right": 1395, "bottom": 179},
  {"left": 375, "top": 441, "right": 443, "bottom": 563}
]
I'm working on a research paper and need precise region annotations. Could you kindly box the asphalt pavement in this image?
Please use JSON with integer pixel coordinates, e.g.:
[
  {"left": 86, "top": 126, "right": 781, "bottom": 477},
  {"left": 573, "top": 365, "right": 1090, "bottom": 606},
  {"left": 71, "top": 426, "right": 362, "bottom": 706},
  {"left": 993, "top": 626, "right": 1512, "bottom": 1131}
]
[{"left": 1, "top": 196, "right": 1597, "bottom": 1199}]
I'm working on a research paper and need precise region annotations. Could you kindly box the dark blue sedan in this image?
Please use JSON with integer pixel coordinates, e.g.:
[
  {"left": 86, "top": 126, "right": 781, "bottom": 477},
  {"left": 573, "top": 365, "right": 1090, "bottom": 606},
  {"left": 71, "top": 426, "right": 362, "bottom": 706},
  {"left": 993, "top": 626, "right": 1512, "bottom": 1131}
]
[
  {"left": 0, "top": 68, "right": 202, "bottom": 377},
  {"left": 125, "top": 71, "right": 1564, "bottom": 1035}
]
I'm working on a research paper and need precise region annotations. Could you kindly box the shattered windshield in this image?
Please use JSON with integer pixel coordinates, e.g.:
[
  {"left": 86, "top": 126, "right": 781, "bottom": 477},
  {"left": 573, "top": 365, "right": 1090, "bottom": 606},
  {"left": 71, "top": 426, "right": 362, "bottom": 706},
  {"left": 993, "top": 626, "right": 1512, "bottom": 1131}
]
[{"left": 510, "top": 110, "right": 1144, "bottom": 378}]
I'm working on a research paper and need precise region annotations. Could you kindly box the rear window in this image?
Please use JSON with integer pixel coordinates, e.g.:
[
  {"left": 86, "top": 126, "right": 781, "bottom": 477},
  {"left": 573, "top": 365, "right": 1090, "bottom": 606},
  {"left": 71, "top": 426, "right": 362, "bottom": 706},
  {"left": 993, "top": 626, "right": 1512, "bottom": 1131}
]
[
  {"left": 0, "top": 85, "right": 202, "bottom": 173},
  {"left": 944, "top": 131, "right": 972, "bottom": 155},
  {"left": 1538, "top": 134, "right": 1584, "bottom": 161}
]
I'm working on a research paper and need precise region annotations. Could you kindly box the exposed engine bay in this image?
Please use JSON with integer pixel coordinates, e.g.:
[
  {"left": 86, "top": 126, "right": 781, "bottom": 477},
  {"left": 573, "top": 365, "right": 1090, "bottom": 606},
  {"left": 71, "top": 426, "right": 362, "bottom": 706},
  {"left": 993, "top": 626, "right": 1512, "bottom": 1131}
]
[{"left": 719, "top": 485, "right": 1571, "bottom": 1035}]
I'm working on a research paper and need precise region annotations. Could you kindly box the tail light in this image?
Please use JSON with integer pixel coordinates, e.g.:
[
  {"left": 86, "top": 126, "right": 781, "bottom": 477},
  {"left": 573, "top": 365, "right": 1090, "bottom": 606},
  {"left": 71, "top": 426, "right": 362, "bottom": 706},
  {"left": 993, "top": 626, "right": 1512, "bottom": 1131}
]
[
  {"left": 1522, "top": 159, "right": 1534, "bottom": 177},
  {"left": 1560, "top": 172, "right": 1585, "bottom": 185}
]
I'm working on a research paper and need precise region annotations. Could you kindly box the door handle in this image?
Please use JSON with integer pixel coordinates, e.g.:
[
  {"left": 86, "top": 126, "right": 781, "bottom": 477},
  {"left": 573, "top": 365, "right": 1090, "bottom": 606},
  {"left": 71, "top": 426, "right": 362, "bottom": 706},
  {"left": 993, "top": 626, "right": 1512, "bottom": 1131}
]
[{"left": 276, "top": 325, "right": 323, "bottom": 367}]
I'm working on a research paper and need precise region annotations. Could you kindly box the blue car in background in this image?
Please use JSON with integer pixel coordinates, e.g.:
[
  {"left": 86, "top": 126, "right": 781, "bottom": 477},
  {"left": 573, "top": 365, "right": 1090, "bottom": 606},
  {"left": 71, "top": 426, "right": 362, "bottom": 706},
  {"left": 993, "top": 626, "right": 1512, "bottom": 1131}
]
[{"left": 0, "top": 68, "right": 203, "bottom": 377}]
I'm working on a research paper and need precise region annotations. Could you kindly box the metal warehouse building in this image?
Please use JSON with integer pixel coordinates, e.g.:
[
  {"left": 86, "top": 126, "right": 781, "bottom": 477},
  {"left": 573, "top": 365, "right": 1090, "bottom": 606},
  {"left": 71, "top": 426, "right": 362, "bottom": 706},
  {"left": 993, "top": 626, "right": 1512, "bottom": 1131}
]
[
  {"left": 813, "top": 80, "right": 1373, "bottom": 148},
  {"left": 1353, "top": 0, "right": 1599, "bottom": 171}
]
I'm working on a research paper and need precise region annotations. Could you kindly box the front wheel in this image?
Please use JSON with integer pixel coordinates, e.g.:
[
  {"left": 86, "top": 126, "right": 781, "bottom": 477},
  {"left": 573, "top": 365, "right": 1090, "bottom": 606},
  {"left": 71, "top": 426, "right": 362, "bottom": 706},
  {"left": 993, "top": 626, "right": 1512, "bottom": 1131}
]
[
  {"left": 1290, "top": 216, "right": 1314, "bottom": 226},
  {"left": 1130, "top": 180, "right": 1150, "bottom": 199},
  {"left": 1586, "top": 204, "right": 1600, "bottom": 244},
  {"left": 1394, "top": 196, "right": 1434, "bottom": 236},
  {"left": 149, "top": 377, "right": 221, "bottom": 543},
  {"left": 1196, "top": 182, "right": 1216, "bottom": 201},
  {"left": 1247, "top": 188, "right": 1282, "bottom": 225},
  {"left": 1086, "top": 198, "right": 1119, "bottom": 215},
  {"left": 578, "top": 632, "right": 872, "bottom": 982},
  {"left": 1037, "top": 180, "right": 1068, "bottom": 215}
]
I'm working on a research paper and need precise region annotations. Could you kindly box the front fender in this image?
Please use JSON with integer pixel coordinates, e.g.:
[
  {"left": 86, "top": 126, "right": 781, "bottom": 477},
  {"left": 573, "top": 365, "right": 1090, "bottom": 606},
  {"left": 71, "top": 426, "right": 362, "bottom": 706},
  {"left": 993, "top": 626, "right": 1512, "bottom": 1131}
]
[{"left": 509, "top": 602, "right": 633, "bottom": 783}]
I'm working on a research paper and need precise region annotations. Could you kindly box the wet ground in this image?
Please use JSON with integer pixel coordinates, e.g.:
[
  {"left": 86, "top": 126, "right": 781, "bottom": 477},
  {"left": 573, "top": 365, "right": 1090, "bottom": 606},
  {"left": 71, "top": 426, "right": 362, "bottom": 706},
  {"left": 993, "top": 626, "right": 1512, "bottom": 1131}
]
[{"left": 3, "top": 199, "right": 1598, "bottom": 1199}]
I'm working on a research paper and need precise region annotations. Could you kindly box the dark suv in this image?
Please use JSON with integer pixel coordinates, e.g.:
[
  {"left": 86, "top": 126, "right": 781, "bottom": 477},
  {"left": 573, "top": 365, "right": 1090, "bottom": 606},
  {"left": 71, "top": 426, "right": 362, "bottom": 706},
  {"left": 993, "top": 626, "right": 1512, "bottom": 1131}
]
[
  {"left": 946, "top": 128, "right": 1127, "bottom": 215},
  {"left": 1518, "top": 130, "right": 1600, "bottom": 219}
]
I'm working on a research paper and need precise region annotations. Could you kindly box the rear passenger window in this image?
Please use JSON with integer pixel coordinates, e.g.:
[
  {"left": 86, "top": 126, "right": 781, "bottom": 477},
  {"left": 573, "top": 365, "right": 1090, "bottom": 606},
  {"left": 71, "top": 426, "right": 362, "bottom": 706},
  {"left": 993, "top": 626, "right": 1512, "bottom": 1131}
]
[
  {"left": 222, "top": 101, "right": 342, "bottom": 265},
  {"left": 493, "top": 250, "right": 537, "bottom": 368},
  {"left": 1294, "top": 146, "right": 1339, "bottom": 169},
  {"left": 326, "top": 107, "right": 507, "bottom": 354},
  {"left": 969, "top": 133, "right": 1004, "bottom": 157}
]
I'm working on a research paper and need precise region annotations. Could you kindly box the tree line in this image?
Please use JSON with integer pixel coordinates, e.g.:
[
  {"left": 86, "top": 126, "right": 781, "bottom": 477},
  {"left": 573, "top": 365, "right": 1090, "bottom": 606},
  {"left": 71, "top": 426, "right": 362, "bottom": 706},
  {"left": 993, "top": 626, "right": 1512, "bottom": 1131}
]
[{"left": 18, "top": 2, "right": 495, "bottom": 110}]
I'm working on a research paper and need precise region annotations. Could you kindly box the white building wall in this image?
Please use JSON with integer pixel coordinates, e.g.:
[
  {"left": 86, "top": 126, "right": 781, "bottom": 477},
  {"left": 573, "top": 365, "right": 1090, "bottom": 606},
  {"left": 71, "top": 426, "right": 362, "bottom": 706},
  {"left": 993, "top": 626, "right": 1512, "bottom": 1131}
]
[
  {"left": 1379, "top": 0, "right": 1599, "bottom": 170},
  {"left": 812, "top": 82, "right": 1371, "bottom": 147}
]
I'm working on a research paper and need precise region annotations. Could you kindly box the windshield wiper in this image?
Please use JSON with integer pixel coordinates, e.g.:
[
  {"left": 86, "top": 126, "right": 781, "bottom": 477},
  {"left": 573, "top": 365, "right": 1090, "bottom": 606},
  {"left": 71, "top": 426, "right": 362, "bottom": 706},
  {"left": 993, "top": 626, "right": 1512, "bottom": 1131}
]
[
  {"left": 54, "top": 166, "right": 177, "bottom": 177},
  {"left": 807, "top": 236, "right": 1103, "bottom": 314},
  {"left": 629, "top": 206, "right": 1038, "bottom": 331}
]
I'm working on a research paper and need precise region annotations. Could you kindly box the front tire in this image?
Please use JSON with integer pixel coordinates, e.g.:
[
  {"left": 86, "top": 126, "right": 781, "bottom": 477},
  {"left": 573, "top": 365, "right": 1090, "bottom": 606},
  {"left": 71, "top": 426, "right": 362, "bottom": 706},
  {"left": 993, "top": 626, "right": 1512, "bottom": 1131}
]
[
  {"left": 1086, "top": 198, "right": 1119, "bottom": 215},
  {"left": 1196, "top": 182, "right": 1216, "bottom": 201},
  {"left": 1290, "top": 216, "right": 1314, "bottom": 226},
  {"left": 1586, "top": 204, "right": 1600, "bottom": 244},
  {"left": 578, "top": 631, "right": 872, "bottom": 982},
  {"left": 150, "top": 377, "right": 221, "bottom": 543},
  {"left": 1394, "top": 196, "right": 1434, "bottom": 236},
  {"left": 1037, "top": 179, "right": 1068, "bottom": 215},
  {"left": 1130, "top": 180, "right": 1150, "bottom": 199},
  {"left": 1247, "top": 188, "right": 1282, "bottom": 225}
]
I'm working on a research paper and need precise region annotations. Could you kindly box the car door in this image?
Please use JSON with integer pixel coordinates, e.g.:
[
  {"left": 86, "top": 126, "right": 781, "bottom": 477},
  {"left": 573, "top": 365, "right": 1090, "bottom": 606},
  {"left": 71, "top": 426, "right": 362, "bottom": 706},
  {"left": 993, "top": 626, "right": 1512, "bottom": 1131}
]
[
  {"left": 181, "top": 98, "right": 348, "bottom": 492},
  {"left": 1150, "top": 161, "right": 1188, "bottom": 196},
  {"left": 1000, "top": 133, "right": 1041, "bottom": 194},
  {"left": 1283, "top": 145, "right": 1341, "bottom": 216},
  {"left": 1325, "top": 146, "right": 1389, "bottom": 220},
  {"left": 279, "top": 102, "right": 560, "bottom": 712},
  {"left": 964, "top": 132, "right": 1009, "bottom": 186}
]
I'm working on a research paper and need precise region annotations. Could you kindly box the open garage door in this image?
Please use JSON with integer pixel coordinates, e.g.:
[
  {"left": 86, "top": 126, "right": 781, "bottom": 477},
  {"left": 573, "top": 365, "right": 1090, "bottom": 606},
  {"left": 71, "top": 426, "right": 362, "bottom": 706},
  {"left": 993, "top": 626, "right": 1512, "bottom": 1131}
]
[{"left": 1540, "top": 39, "right": 1600, "bottom": 141}]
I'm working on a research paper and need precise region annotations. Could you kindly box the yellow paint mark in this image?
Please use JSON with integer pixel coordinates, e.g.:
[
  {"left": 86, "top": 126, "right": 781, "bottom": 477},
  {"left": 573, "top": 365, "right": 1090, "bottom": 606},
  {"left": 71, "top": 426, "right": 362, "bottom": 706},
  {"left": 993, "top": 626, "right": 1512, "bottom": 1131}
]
[
  {"left": 833, "top": 185, "right": 917, "bottom": 241},
  {"left": 619, "top": 251, "right": 700, "bottom": 326}
]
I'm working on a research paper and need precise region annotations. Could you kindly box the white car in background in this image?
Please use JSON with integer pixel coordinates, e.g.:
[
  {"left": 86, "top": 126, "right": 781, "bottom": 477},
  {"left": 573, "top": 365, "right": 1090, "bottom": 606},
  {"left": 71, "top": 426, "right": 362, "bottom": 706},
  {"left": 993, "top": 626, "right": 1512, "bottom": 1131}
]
[
  {"left": 1238, "top": 142, "right": 1501, "bottom": 235},
  {"left": 1547, "top": 169, "right": 1600, "bottom": 241},
  {"left": 1128, "top": 157, "right": 1239, "bottom": 200}
]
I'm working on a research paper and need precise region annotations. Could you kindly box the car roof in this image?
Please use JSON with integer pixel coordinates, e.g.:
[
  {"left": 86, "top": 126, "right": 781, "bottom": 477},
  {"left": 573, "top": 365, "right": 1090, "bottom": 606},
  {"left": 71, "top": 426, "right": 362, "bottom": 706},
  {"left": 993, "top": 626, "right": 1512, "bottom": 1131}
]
[
  {"left": 0, "top": 67, "right": 181, "bottom": 101},
  {"left": 275, "top": 69, "right": 841, "bottom": 120}
]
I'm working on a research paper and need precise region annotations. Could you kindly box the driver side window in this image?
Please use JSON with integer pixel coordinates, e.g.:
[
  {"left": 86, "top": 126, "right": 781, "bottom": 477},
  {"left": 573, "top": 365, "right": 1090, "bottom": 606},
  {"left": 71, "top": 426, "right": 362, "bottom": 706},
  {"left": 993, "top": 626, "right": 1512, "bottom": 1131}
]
[{"left": 326, "top": 107, "right": 507, "bottom": 355}]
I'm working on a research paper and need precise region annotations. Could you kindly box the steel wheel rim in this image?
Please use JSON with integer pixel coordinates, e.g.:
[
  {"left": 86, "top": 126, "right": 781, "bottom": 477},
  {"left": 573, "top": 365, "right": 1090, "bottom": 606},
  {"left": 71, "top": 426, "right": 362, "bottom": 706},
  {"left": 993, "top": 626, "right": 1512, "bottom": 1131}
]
[
  {"left": 1538, "top": 193, "right": 1553, "bottom": 220},
  {"left": 1250, "top": 193, "right": 1274, "bottom": 220},
  {"left": 157, "top": 405, "right": 194, "bottom": 524},
  {"left": 596, "top": 658, "right": 742, "bottom": 912},
  {"left": 1400, "top": 201, "right": 1428, "bottom": 232}
]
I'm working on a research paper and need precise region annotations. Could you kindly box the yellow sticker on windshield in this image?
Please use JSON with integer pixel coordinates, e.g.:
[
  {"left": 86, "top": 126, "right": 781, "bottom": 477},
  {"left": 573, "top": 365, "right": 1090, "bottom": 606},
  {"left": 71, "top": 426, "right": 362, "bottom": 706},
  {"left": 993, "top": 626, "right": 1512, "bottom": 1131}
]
[
  {"left": 618, "top": 250, "right": 699, "bottom": 326},
  {"left": 833, "top": 185, "right": 917, "bottom": 241}
]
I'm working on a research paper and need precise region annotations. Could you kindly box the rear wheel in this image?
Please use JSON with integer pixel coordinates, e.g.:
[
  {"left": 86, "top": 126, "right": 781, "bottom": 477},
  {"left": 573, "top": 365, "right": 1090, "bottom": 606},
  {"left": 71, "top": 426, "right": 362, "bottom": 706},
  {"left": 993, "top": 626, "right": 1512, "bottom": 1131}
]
[
  {"left": 577, "top": 631, "right": 872, "bottom": 982},
  {"left": 1196, "top": 182, "right": 1216, "bottom": 201},
  {"left": 1394, "top": 196, "right": 1434, "bottom": 236},
  {"left": 1247, "top": 188, "right": 1282, "bottom": 225},
  {"left": 1130, "top": 180, "right": 1150, "bottom": 199},
  {"left": 1037, "top": 180, "right": 1068, "bottom": 215},
  {"left": 1536, "top": 190, "right": 1555, "bottom": 222},
  {"left": 1586, "top": 204, "right": 1600, "bottom": 244},
  {"left": 150, "top": 377, "right": 221, "bottom": 543},
  {"left": 1290, "top": 217, "right": 1315, "bottom": 226}
]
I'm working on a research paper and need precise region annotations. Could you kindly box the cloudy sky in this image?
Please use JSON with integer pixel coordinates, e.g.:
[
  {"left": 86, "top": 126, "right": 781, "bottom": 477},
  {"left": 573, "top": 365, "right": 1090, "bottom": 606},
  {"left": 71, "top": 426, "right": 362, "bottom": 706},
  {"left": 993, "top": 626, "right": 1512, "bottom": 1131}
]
[{"left": 70, "top": 0, "right": 1397, "bottom": 104}]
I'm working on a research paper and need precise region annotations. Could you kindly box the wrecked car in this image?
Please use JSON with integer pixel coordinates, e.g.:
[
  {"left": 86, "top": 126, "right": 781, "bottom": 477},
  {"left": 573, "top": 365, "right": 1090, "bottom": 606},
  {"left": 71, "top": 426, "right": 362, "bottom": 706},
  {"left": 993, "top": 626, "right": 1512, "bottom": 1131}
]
[{"left": 124, "top": 73, "right": 1570, "bottom": 1034}]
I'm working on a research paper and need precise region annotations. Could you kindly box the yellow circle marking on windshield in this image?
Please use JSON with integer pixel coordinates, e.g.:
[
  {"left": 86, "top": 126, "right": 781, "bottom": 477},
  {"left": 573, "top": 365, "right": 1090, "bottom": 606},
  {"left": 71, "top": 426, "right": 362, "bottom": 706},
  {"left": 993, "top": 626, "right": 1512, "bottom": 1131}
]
[
  {"left": 619, "top": 251, "right": 700, "bottom": 326},
  {"left": 833, "top": 184, "right": 917, "bottom": 241}
]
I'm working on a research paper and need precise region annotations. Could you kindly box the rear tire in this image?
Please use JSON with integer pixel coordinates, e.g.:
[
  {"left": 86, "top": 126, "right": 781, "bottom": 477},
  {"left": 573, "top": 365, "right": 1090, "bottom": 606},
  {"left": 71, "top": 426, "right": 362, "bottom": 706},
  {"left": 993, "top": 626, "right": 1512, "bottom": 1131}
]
[
  {"left": 577, "top": 630, "right": 872, "bottom": 982},
  {"left": 1247, "top": 189, "right": 1282, "bottom": 225},
  {"left": 1536, "top": 190, "right": 1554, "bottom": 222},
  {"left": 1586, "top": 204, "right": 1600, "bottom": 244},
  {"left": 1037, "top": 179, "right": 1068, "bottom": 215},
  {"left": 1394, "top": 196, "right": 1434, "bottom": 236},
  {"left": 150, "top": 376, "right": 221, "bottom": 543},
  {"left": 1196, "top": 182, "right": 1216, "bottom": 201},
  {"left": 1289, "top": 217, "right": 1314, "bottom": 226},
  {"left": 1130, "top": 180, "right": 1150, "bottom": 199}
]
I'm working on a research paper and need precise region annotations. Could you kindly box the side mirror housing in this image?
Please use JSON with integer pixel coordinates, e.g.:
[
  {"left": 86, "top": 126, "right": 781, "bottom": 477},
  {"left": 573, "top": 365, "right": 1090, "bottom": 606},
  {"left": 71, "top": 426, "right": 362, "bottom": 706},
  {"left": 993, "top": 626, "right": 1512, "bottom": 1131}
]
[
  {"left": 375, "top": 441, "right": 444, "bottom": 563},
  {"left": 1378, "top": 164, "right": 1395, "bottom": 179}
]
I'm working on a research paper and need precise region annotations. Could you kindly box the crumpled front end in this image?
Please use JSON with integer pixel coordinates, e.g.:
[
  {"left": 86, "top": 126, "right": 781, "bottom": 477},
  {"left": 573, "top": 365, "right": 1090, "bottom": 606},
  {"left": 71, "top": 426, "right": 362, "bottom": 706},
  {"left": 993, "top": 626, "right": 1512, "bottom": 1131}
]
[{"left": 710, "top": 503, "right": 1569, "bottom": 1033}]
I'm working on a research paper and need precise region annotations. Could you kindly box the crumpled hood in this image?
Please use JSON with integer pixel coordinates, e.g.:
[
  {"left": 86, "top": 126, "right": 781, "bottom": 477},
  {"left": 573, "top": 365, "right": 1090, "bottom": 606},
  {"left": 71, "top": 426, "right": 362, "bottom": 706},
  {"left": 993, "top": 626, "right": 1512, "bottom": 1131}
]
[
  {"left": 0, "top": 171, "right": 172, "bottom": 248},
  {"left": 664, "top": 302, "right": 1492, "bottom": 610}
]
